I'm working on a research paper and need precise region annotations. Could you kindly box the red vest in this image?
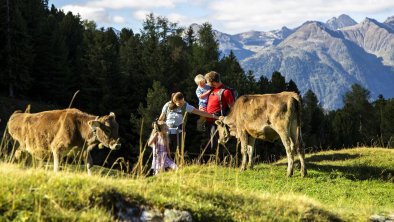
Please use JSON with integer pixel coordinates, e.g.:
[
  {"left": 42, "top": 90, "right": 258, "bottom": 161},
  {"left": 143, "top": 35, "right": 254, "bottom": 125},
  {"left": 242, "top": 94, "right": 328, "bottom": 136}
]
[{"left": 207, "top": 84, "right": 234, "bottom": 119}]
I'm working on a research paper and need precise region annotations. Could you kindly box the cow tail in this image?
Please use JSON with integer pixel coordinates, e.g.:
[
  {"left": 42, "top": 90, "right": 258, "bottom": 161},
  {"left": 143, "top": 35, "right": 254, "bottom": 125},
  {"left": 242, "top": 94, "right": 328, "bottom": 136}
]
[
  {"left": 295, "top": 95, "right": 302, "bottom": 151},
  {"left": 291, "top": 94, "right": 302, "bottom": 150}
]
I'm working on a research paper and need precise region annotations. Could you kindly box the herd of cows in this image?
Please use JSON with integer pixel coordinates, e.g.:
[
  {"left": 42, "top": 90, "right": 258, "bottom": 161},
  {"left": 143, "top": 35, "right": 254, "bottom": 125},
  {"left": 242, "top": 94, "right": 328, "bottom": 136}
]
[{"left": 4, "top": 91, "right": 306, "bottom": 177}]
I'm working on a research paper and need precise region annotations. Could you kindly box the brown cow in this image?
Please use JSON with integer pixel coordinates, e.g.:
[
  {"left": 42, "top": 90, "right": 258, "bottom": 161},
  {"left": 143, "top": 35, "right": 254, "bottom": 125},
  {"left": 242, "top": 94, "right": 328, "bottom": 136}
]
[
  {"left": 215, "top": 92, "right": 306, "bottom": 177},
  {"left": 7, "top": 108, "right": 121, "bottom": 174}
]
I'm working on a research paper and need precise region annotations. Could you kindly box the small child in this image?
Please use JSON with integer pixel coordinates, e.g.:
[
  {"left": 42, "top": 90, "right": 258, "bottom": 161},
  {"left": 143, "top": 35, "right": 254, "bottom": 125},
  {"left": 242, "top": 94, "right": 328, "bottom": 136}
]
[
  {"left": 148, "top": 120, "right": 177, "bottom": 175},
  {"left": 194, "top": 74, "right": 211, "bottom": 131}
]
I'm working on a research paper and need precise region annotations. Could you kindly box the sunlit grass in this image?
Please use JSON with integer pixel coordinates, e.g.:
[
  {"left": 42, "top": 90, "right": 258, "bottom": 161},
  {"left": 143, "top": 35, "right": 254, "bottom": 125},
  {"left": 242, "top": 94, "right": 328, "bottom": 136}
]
[
  {"left": 0, "top": 143, "right": 393, "bottom": 221},
  {"left": 1, "top": 107, "right": 393, "bottom": 221}
]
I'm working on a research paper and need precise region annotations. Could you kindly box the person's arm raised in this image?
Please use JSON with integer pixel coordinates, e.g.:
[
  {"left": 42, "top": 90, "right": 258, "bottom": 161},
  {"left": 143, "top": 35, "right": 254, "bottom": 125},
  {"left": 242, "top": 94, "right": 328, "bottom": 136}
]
[
  {"left": 158, "top": 112, "right": 166, "bottom": 121},
  {"left": 191, "top": 108, "right": 219, "bottom": 119},
  {"left": 148, "top": 131, "right": 158, "bottom": 146},
  {"left": 199, "top": 89, "right": 211, "bottom": 99}
]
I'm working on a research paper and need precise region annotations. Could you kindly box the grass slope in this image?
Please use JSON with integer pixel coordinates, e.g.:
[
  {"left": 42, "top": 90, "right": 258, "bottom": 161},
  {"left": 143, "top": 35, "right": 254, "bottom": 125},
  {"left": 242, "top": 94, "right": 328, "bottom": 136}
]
[{"left": 0, "top": 147, "right": 393, "bottom": 221}]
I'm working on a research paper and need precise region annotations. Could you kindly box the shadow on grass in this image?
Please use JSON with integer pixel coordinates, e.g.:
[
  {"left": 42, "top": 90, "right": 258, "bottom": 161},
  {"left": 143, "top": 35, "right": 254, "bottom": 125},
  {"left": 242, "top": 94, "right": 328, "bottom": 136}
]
[
  {"left": 307, "top": 163, "right": 394, "bottom": 182},
  {"left": 92, "top": 189, "right": 235, "bottom": 222},
  {"left": 274, "top": 153, "right": 393, "bottom": 182},
  {"left": 305, "top": 153, "right": 361, "bottom": 162}
]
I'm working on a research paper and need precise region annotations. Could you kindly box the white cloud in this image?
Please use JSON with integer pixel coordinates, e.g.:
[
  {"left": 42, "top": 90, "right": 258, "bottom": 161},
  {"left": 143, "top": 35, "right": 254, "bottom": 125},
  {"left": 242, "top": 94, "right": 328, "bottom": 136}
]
[
  {"left": 133, "top": 10, "right": 152, "bottom": 21},
  {"left": 61, "top": 5, "right": 111, "bottom": 23},
  {"left": 207, "top": 0, "right": 394, "bottom": 33},
  {"left": 87, "top": 0, "right": 182, "bottom": 9},
  {"left": 167, "top": 13, "right": 206, "bottom": 27},
  {"left": 132, "top": 10, "right": 207, "bottom": 29},
  {"left": 57, "top": 0, "right": 394, "bottom": 34},
  {"left": 113, "top": 16, "right": 126, "bottom": 24}
]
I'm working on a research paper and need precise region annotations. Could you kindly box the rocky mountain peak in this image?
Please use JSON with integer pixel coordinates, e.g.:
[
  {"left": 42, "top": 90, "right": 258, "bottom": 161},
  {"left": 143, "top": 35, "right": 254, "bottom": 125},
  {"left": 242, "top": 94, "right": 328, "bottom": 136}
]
[
  {"left": 326, "top": 14, "right": 357, "bottom": 30},
  {"left": 385, "top": 15, "right": 394, "bottom": 24},
  {"left": 384, "top": 16, "right": 394, "bottom": 31},
  {"left": 281, "top": 21, "right": 341, "bottom": 45}
]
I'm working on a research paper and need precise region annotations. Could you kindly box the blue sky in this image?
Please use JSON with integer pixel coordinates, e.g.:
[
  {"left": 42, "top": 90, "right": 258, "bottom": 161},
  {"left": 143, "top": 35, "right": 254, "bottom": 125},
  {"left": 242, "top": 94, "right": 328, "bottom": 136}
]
[{"left": 49, "top": 0, "right": 394, "bottom": 34}]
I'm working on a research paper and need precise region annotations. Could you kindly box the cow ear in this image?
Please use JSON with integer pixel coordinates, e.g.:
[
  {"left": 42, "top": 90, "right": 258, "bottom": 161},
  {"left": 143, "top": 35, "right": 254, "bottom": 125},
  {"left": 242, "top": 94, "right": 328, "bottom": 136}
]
[{"left": 88, "top": 120, "right": 101, "bottom": 128}]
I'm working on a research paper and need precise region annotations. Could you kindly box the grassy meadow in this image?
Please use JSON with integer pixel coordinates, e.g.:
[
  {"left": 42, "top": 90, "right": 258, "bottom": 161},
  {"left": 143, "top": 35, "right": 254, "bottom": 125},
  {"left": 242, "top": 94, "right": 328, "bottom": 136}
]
[{"left": 0, "top": 147, "right": 393, "bottom": 221}]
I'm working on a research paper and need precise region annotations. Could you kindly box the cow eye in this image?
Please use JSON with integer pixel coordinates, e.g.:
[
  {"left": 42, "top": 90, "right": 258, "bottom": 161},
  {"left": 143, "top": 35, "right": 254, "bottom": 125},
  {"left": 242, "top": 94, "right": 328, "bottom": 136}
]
[{"left": 102, "top": 126, "right": 111, "bottom": 135}]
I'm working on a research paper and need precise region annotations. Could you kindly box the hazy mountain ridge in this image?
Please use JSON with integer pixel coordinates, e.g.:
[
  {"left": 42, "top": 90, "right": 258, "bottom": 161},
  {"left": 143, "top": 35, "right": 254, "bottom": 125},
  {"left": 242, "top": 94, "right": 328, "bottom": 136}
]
[
  {"left": 385, "top": 16, "right": 394, "bottom": 30},
  {"left": 326, "top": 14, "right": 357, "bottom": 30},
  {"left": 205, "top": 14, "right": 394, "bottom": 110}
]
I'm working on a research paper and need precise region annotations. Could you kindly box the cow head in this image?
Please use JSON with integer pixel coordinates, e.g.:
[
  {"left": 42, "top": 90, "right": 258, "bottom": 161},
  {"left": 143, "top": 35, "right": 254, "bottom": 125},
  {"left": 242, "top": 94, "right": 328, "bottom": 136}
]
[
  {"left": 88, "top": 112, "right": 121, "bottom": 150},
  {"left": 215, "top": 117, "right": 231, "bottom": 144}
]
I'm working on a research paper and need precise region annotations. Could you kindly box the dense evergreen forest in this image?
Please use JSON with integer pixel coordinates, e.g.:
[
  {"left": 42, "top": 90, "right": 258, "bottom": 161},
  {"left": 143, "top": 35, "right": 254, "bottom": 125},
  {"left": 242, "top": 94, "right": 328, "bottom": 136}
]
[{"left": 0, "top": 0, "right": 393, "bottom": 166}]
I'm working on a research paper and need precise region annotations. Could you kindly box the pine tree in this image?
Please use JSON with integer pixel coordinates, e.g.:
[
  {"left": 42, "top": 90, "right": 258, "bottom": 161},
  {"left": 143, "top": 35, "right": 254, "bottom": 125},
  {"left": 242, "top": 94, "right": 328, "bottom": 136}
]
[
  {"left": 287, "top": 79, "right": 300, "bottom": 94},
  {"left": 140, "top": 13, "right": 185, "bottom": 90},
  {"left": 192, "top": 22, "right": 219, "bottom": 72},
  {"left": 269, "top": 71, "right": 286, "bottom": 93},
  {"left": 119, "top": 28, "right": 147, "bottom": 114},
  {"left": 218, "top": 51, "right": 250, "bottom": 95},
  {"left": 130, "top": 81, "right": 169, "bottom": 140},
  {"left": 381, "top": 99, "right": 394, "bottom": 147},
  {"left": 302, "top": 90, "right": 325, "bottom": 149},
  {"left": 374, "top": 96, "right": 394, "bottom": 147},
  {"left": 58, "top": 11, "right": 85, "bottom": 98},
  {"left": 257, "top": 75, "right": 270, "bottom": 94},
  {"left": 184, "top": 25, "right": 196, "bottom": 49},
  {"left": 333, "top": 84, "right": 377, "bottom": 146},
  {"left": 0, "top": 0, "right": 33, "bottom": 97}
]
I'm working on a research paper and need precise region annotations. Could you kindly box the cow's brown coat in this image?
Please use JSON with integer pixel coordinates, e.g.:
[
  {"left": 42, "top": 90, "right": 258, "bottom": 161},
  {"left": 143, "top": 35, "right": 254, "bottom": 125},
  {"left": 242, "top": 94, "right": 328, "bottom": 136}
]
[
  {"left": 7, "top": 108, "right": 121, "bottom": 173},
  {"left": 215, "top": 92, "right": 306, "bottom": 177}
]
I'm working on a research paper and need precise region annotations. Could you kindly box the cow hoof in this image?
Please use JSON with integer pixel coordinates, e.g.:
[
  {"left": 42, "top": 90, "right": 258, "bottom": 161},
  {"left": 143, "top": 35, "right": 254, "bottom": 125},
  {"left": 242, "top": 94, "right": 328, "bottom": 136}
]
[
  {"left": 240, "top": 166, "right": 247, "bottom": 171},
  {"left": 301, "top": 169, "right": 307, "bottom": 177}
]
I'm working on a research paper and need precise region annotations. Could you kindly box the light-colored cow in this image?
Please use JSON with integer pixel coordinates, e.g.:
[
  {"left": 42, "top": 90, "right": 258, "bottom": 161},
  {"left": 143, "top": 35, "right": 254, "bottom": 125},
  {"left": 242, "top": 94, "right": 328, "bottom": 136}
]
[
  {"left": 7, "top": 108, "right": 121, "bottom": 174},
  {"left": 215, "top": 92, "right": 306, "bottom": 177}
]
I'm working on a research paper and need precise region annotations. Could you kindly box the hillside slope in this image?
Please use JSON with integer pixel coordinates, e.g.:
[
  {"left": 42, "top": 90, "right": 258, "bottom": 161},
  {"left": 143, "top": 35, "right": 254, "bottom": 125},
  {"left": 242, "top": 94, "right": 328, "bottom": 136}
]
[{"left": 0, "top": 147, "right": 393, "bottom": 221}]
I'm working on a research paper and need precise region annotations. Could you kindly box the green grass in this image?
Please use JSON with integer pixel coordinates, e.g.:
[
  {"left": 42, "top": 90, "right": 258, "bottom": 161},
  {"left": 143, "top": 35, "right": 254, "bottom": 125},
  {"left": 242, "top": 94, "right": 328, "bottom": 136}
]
[{"left": 0, "top": 147, "right": 393, "bottom": 221}]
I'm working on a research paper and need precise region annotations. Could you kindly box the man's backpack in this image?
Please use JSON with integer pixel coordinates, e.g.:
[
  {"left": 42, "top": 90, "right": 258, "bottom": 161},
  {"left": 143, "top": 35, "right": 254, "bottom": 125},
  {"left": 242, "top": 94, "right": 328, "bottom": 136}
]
[{"left": 217, "top": 86, "right": 238, "bottom": 116}]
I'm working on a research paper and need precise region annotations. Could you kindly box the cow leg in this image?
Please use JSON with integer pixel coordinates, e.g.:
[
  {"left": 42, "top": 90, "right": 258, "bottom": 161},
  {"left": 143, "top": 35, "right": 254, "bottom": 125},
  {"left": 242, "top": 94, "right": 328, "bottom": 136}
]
[
  {"left": 291, "top": 122, "right": 307, "bottom": 177},
  {"left": 247, "top": 137, "right": 256, "bottom": 170},
  {"left": 52, "top": 150, "right": 60, "bottom": 172},
  {"left": 297, "top": 145, "right": 307, "bottom": 177},
  {"left": 295, "top": 133, "right": 307, "bottom": 177},
  {"left": 279, "top": 133, "right": 295, "bottom": 177},
  {"left": 240, "top": 132, "right": 248, "bottom": 171},
  {"left": 87, "top": 151, "right": 93, "bottom": 176}
]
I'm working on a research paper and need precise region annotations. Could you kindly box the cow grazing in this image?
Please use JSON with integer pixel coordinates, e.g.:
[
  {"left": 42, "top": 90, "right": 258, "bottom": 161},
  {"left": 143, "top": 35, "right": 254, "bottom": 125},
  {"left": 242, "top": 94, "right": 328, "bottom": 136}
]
[
  {"left": 7, "top": 108, "right": 121, "bottom": 174},
  {"left": 215, "top": 92, "right": 306, "bottom": 177}
]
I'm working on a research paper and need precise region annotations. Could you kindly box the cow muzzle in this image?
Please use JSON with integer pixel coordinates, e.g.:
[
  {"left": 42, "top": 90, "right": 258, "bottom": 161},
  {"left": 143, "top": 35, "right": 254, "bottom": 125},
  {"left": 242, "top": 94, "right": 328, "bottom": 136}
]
[
  {"left": 109, "top": 139, "right": 121, "bottom": 150},
  {"left": 218, "top": 136, "right": 230, "bottom": 144}
]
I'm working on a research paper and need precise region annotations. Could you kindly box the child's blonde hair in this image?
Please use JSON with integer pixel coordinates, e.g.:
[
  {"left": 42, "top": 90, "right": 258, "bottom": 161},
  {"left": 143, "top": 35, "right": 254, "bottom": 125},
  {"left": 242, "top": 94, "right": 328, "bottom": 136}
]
[{"left": 194, "top": 74, "right": 205, "bottom": 85}]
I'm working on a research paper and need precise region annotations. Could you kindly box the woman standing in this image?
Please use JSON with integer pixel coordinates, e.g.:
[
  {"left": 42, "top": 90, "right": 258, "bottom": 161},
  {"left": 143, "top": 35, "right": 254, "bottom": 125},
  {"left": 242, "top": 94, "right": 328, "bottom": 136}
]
[{"left": 159, "top": 92, "right": 218, "bottom": 153}]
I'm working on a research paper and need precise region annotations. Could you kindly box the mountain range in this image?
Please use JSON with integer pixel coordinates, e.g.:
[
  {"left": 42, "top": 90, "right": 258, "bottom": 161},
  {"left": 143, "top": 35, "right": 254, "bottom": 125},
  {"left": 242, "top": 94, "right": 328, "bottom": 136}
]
[{"left": 196, "top": 14, "right": 394, "bottom": 110}]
